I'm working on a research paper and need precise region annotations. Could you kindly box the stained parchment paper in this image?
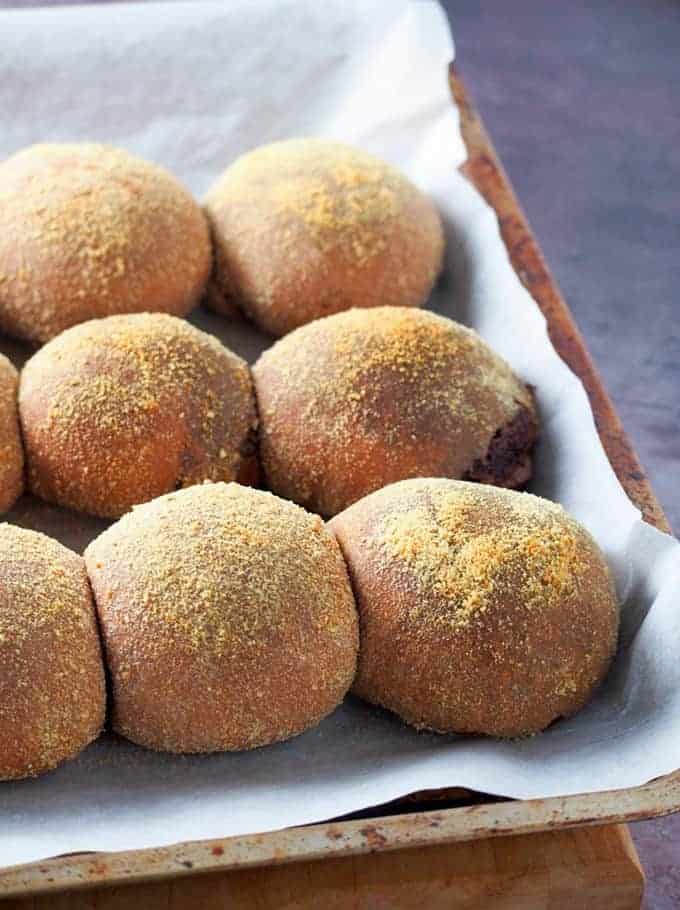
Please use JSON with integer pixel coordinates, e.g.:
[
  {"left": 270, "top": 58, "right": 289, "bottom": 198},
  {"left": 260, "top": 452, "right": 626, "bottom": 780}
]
[{"left": 1, "top": 0, "right": 679, "bottom": 869}]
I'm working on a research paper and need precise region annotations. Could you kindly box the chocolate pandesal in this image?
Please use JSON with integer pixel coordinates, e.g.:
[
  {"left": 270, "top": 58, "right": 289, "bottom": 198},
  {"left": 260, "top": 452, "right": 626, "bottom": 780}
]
[
  {"left": 0, "top": 143, "right": 211, "bottom": 343},
  {"left": 330, "top": 479, "right": 619, "bottom": 738},
  {"left": 19, "top": 313, "right": 258, "bottom": 519},
  {"left": 0, "top": 354, "right": 23, "bottom": 513},
  {"left": 85, "top": 482, "right": 359, "bottom": 753},
  {"left": 204, "top": 139, "right": 444, "bottom": 336},
  {"left": 254, "top": 307, "right": 538, "bottom": 518},
  {"left": 0, "top": 525, "right": 105, "bottom": 779}
]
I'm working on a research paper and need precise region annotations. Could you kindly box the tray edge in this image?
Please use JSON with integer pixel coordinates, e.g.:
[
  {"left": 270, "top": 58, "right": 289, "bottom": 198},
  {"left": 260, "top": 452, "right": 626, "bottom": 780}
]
[{"left": 0, "top": 64, "right": 677, "bottom": 899}]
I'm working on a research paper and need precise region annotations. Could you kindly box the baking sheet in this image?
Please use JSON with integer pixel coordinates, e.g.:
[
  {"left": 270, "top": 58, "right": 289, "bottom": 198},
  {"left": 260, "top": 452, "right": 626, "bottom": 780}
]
[{"left": 1, "top": 0, "right": 679, "bottom": 870}]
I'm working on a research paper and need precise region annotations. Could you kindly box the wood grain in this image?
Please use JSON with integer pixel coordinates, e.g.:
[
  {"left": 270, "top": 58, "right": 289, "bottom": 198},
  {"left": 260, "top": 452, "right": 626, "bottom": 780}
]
[{"left": 2, "top": 826, "right": 642, "bottom": 910}]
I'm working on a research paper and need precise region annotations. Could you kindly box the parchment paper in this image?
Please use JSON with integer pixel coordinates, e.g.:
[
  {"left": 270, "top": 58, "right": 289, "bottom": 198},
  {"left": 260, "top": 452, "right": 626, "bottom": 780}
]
[{"left": 1, "top": 0, "right": 679, "bottom": 869}]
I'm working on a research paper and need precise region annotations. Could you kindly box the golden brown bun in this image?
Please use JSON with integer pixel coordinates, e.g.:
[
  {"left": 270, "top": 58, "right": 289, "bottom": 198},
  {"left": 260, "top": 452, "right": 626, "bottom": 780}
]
[
  {"left": 254, "top": 307, "right": 538, "bottom": 518},
  {"left": 0, "top": 143, "right": 211, "bottom": 344},
  {"left": 0, "top": 354, "right": 23, "bottom": 513},
  {"left": 330, "top": 479, "right": 619, "bottom": 738},
  {"left": 0, "top": 524, "right": 105, "bottom": 779},
  {"left": 85, "top": 482, "right": 359, "bottom": 753},
  {"left": 204, "top": 139, "right": 444, "bottom": 336},
  {"left": 19, "top": 313, "right": 258, "bottom": 519}
]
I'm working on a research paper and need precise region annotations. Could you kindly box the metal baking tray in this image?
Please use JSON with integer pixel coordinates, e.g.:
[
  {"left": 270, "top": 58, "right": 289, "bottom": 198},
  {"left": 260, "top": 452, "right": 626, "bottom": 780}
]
[{"left": 1, "top": 65, "right": 678, "bottom": 899}]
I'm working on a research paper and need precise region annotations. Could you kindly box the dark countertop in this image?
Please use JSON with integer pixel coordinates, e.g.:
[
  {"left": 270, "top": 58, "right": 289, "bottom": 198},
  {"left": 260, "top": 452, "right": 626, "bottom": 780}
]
[
  {"left": 444, "top": 3, "right": 679, "bottom": 907},
  {"left": 444, "top": 0, "right": 680, "bottom": 534},
  {"left": 2, "top": 1, "right": 679, "bottom": 906}
]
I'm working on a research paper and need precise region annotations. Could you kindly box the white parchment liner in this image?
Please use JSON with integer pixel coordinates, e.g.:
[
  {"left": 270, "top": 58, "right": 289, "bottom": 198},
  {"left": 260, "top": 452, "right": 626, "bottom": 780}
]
[{"left": 1, "top": 0, "right": 678, "bottom": 868}]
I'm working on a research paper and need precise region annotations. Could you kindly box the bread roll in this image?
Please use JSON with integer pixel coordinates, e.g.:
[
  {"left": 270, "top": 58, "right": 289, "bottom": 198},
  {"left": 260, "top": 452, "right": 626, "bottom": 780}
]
[
  {"left": 330, "top": 478, "right": 618, "bottom": 737},
  {"left": 19, "top": 313, "right": 258, "bottom": 518},
  {"left": 0, "top": 524, "right": 105, "bottom": 779},
  {"left": 0, "top": 143, "right": 211, "bottom": 343},
  {"left": 85, "top": 482, "right": 359, "bottom": 753},
  {"left": 205, "top": 139, "right": 444, "bottom": 335},
  {"left": 0, "top": 354, "right": 23, "bottom": 513},
  {"left": 254, "top": 307, "right": 537, "bottom": 517}
]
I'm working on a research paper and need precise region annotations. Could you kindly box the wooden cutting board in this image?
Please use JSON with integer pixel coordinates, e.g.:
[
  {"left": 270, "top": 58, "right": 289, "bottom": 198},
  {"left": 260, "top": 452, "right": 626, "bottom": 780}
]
[{"left": 2, "top": 826, "right": 642, "bottom": 909}]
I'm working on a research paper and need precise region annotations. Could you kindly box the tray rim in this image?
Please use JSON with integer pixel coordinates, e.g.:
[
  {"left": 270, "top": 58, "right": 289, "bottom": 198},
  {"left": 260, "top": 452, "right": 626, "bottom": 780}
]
[{"left": 1, "top": 64, "right": 677, "bottom": 898}]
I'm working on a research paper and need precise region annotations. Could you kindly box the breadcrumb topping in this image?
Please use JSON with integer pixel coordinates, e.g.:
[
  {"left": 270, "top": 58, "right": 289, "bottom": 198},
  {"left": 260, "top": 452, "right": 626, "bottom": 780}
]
[
  {"left": 19, "top": 313, "right": 258, "bottom": 518},
  {"left": 0, "top": 143, "right": 211, "bottom": 343},
  {"left": 378, "top": 482, "right": 585, "bottom": 629},
  {"left": 255, "top": 307, "right": 535, "bottom": 516},
  {"left": 205, "top": 138, "right": 444, "bottom": 335},
  {"left": 330, "top": 478, "right": 618, "bottom": 737},
  {"left": 85, "top": 482, "right": 358, "bottom": 753},
  {"left": 0, "top": 524, "right": 105, "bottom": 779}
]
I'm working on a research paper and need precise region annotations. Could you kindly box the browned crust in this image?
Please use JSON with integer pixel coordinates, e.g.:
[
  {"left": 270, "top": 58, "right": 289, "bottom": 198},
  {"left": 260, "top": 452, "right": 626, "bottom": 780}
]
[
  {"left": 84, "top": 483, "right": 359, "bottom": 753},
  {"left": 0, "top": 143, "right": 211, "bottom": 344},
  {"left": 0, "top": 354, "right": 24, "bottom": 514},
  {"left": 254, "top": 307, "right": 538, "bottom": 517},
  {"left": 330, "top": 478, "right": 619, "bottom": 738},
  {"left": 19, "top": 313, "right": 259, "bottom": 519},
  {"left": 0, "top": 524, "right": 106, "bottom": 780},
  {"left": 204, "top": 138, "right": 444, "bottom": 336}
]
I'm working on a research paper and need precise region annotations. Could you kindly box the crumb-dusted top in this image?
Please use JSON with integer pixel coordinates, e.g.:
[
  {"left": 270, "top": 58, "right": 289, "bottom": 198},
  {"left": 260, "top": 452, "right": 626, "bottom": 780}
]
[
  {"left": 84, "top": 482, "right": 359, "bottom": 752},
  {"left": 0, "top": 525, "right": 94, "bottom": 641},
  {"left": 207, "top": 139, "right": 427, "bottom": 259},
  {"left": 0, "top": 143, "right": 211, "bottom": 343},
  {"left": 19, "top": 313, "right": 258, "bottom": 518},
  {"left": 0, "top": 353, "right": 23, "bottom": 513},
  {"left": 205, "top": 138, "right": 444, "bottom": 334},
  {"left": 330, "top": 478, "right": 619, "bottom": 737},
  {"left": 254, "top": 306, "right": 535, "bottom": 516},
  {"left": 371, "top": 479, "right": 606, "bottom": 629},
  {"left": 0, "top": 523, "right": 105, "bottom": 779}
]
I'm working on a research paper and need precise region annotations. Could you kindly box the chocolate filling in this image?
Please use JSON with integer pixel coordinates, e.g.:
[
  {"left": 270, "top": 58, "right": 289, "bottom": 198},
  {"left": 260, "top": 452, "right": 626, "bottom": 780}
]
[{"left": 464, "top": 399, "right": 538, "bottom": 490}]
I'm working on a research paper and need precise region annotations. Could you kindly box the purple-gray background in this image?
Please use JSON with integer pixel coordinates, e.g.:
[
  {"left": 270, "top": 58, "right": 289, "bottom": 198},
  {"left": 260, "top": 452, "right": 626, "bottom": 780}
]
[
  {"left": 442, "top": 6, "right": 679, "bottom": 904},
  {"left": 2, "top": 1, "right": 679, "bottom": 906}
]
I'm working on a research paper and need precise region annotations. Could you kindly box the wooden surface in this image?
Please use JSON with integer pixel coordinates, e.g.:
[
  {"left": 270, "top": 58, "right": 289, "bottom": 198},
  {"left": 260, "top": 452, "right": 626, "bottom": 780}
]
[{"left": 2, "top": 826, "right": 643, "bottom": 910}]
